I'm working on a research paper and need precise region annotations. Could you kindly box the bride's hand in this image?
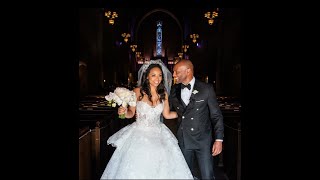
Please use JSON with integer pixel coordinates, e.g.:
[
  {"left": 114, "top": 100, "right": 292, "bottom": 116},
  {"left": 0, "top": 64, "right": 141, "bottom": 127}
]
[{"left": 118, "top": 106, "right": 127, "bottom": 115}]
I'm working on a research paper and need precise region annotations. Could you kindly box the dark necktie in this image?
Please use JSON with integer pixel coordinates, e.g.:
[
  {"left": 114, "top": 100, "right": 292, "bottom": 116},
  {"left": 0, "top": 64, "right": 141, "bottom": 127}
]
[{"left": 181, "top": 83, "right": 191, "bottom": 90}]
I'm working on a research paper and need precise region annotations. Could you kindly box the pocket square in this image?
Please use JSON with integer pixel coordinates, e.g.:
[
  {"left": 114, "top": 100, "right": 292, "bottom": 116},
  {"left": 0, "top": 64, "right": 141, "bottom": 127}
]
[{"left": 195, "top": 100, "right": 204, "bottom": 102}]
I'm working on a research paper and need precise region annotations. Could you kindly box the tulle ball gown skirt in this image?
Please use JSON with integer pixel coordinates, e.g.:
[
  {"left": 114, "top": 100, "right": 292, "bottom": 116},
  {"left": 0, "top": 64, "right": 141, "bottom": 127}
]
[{"left": 100, "top": 122, "right": 194, "bottom": 179}]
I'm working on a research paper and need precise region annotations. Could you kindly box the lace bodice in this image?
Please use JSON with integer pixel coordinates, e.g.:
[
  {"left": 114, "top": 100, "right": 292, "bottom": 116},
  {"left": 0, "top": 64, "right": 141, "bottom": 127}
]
[{"left": 136, "top": 101, "right": 163, "bottom": 127}]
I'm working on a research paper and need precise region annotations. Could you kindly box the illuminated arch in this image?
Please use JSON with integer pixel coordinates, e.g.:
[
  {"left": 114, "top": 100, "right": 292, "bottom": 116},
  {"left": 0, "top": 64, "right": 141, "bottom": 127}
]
[{"left": 135, "top": 9, "right": 183, "bottom": 44}]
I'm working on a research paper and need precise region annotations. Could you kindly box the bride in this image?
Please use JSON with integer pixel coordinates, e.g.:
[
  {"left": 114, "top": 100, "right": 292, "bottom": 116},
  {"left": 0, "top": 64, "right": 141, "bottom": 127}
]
[{"left": 100, "top": 60, "right": 193, "bottom": 179}]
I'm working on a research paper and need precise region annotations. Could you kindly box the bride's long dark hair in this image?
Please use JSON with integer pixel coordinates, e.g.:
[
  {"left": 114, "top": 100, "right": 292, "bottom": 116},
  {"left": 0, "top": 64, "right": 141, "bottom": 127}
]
[{"left": 140, "top": 64, "right": 166, "bottom": 103}]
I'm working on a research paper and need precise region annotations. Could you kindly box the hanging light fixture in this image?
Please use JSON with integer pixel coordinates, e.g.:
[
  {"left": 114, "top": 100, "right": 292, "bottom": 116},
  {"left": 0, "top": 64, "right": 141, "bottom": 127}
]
[
  {"left": 130, "top": 44, "right": 137, "bottom": 52},
  {"left": 190, "top": 34, "right": 199, "bottom": 43},
  {"left": 182, "top": 45, "right": 189, "bottom": 52},
  {"left": 121, "top": 33, "right": 131, "bottom": 43},
  {"left": 135, "top": 52, "right": 144, "bottom": 64},
  {"left": 104, "top": 11, "right": 118, "bottom": 25},
  {"left": 135, "top": 51, "right": 141, "bottom": 58},
  {"left": 204, "top": 8, "right": 219, "bottom": 25}
]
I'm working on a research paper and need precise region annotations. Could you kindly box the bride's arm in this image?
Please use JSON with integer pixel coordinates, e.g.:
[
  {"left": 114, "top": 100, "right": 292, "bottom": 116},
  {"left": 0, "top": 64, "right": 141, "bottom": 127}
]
[
  {"left": 118, "top": 87, "right": 140, "bottom": 119},
  {"left": 162, "top": 92, "right": 178, "bottom": 119},
  {"left": 118, "top": 105, "right": 136, "bottom": 119}
]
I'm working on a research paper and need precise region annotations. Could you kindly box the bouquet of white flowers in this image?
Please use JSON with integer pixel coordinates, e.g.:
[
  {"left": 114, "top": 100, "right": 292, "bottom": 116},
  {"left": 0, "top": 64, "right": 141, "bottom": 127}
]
[{"left": 105, "top": 87, "right": 137, "bottom": 119}]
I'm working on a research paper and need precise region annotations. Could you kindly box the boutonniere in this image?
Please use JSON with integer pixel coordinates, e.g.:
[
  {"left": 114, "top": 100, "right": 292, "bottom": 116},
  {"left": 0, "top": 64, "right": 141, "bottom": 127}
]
[{"left": 192, "top": 89, "right": 199, "bottom": 94}]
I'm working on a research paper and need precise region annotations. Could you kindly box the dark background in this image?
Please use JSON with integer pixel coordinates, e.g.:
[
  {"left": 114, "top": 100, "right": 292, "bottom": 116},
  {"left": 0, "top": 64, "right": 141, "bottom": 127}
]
[
  {"left": 79, "top": 8, "right": 242, "bottom": 97},
  {"left": 78, "top": 7, "right": 244, "bottom": 180}
]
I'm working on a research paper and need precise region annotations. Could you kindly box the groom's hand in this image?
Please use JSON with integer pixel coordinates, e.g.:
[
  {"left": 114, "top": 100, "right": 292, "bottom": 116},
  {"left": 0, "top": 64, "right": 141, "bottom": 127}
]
[{"left": 211, "top": 141, "right": 223, "bottom": 156}]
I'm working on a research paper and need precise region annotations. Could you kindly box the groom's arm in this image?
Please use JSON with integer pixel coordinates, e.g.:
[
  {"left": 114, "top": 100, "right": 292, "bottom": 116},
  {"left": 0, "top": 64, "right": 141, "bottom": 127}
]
[{"left": 207, "top": 84, "right": 224, "bottom": 141}]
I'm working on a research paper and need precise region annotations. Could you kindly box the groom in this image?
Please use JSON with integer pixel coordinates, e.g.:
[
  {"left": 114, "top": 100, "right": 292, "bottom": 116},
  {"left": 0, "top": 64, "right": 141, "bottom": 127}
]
[{"left": 169, "top": 59, "right": 224, "bottom": 180}]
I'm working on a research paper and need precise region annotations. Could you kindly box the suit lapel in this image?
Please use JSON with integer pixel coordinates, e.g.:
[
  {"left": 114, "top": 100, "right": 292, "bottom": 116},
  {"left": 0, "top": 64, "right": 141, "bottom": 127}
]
[
  {"left": 176, "top": 84, "right": 187, "bottom": 108},
  {"left": 184, "top": 80, "right": 200, "bottom": 112}
]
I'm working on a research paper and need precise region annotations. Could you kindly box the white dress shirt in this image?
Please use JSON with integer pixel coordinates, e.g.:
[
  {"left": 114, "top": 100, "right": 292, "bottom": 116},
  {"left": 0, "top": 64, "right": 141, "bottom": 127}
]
[{"left": 181, "top": 77, "right": 195, "bottom": 106}]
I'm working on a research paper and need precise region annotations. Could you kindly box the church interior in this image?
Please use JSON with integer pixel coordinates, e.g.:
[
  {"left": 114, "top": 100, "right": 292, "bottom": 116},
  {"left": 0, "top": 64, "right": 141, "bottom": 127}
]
[{"left": 79, "top": 7, "right": 243, "bottom": 180}]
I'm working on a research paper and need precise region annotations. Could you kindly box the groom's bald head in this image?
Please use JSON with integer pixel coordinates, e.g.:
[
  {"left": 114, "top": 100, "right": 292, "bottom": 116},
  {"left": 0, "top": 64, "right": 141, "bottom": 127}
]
[
  {"left": 173, "top": 59, "right": 194, "bottom": 84},
  {"left": 176, "top": 59, "right": 194, "bottom": 74}
]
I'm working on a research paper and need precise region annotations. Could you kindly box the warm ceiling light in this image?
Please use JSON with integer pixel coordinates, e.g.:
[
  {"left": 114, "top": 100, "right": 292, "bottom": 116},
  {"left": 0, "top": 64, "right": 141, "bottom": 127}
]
[
  {"left": 182, "top": 45, "right": 189, "bottom": 53},
  {"left": 190, "top": 34, "right": 199, "bottom": 43},
  {"left": 135, "top": 51, "right": 141, "bottom": 58},
  {"left": 121, "top": 33, "right": 131, "bottom": 43},
  {"left": 105, "top": 11, "right": 118, "bottom": 25},
  {"left": 130, "top": 44, "right": 137, "bottom": 52},
  {"left": 204, "top": 9, "right": 219, "bottom": 25}
]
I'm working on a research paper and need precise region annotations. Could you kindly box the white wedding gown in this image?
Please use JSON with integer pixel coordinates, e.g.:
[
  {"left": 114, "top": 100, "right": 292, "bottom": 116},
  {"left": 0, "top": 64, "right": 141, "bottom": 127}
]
[{"left": 100, "top": 101, "right": 193, "bottom": 179}]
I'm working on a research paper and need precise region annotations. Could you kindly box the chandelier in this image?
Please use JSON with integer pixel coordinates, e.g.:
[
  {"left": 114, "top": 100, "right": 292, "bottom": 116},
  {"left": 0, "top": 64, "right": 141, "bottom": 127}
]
[
  {"left": 135, "top": 51, "right": 141, "bottom": 58},
  {"left": 121, "top": 33, "right": 131, "bottom": 43},
  {"left": 182, "top": 45, "right": 189, "bottom": 52},
  {"left": 130, "top": 44, "right": 137, "bottom": 52},
  {"left": 104, "top": 11, "right": 118, "bottom": 25},
  {"left": 190, "top": 34, "right": 199, "bottom": 43},
  {"left": 204, "top": 9, "right": 219, "bottom": 25},
  {"left": 135, "top": 52, "right": 144, "bottom": 64}
]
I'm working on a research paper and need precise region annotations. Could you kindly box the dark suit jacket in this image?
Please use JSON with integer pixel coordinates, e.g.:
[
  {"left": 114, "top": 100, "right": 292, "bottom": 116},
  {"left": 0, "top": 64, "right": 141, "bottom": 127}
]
[{"left": 169, "top": 79, "right": 224, "bottom": 149}]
